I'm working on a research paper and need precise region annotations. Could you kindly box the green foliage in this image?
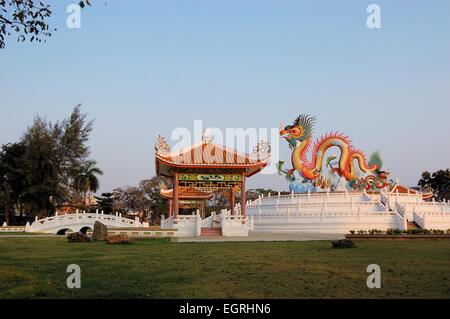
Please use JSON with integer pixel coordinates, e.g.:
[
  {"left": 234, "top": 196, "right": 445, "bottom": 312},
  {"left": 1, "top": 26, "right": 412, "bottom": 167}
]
[
  {"left": 113, "top": 177, "right": 170, "bottom": 223},
  {"left": 418, "top": 169, "right": 450, "bottom": 202},
  {"left": 20, "top": 117, "right": 61, "bottom": 217},
  {"left": 368, "top": 229, "right": 383, "bottom": 235},
  {"left": 247, "top": 188, "right": 279, "bottom": 200},
  {"left": 386, "top": 229, "right": 404, "bottom": 235},
  {"left": 350, "top": 228, "right": 449, "bottom": 236},
  {"left": 0, "top": 105, "right": 99, "bottom": 220},
  {"left": 0, "top": 1, "right": 93, "bottom": 49},
  {"left": 94, "top": 192, "right": 114, "bottom": 214},
  {"left": 0, "top": 142, "right": 26, "bottom": 223},
  {"left": 73, "top": 160, "right": 103, "bottom": 206},
  {"left": 0, "top": 0, "right": 53, "bottom": 49}
]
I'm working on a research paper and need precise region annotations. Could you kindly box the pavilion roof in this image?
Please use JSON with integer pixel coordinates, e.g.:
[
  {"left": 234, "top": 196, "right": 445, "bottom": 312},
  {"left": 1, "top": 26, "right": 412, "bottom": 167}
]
[{"left": 155, "top": 135, "right": 271, "bottom": 177}]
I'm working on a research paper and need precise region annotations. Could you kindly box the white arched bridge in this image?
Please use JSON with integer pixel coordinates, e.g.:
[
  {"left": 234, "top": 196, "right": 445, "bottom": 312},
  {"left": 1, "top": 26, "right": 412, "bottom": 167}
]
[{"left": 26, "top": 211, "right": 142, "bottom": 235}]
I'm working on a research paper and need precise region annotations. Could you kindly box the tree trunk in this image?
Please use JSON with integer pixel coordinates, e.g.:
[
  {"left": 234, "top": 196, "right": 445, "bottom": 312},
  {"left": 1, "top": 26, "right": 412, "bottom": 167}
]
[{"left": 3, "top": 202, "right": 10, "bottom": 225}]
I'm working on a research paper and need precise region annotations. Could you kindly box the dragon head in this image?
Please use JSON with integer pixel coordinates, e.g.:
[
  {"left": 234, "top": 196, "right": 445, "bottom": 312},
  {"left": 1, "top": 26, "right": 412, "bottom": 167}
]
[{"left": 280, "top": 114, "right": 315, "bottom": 148}]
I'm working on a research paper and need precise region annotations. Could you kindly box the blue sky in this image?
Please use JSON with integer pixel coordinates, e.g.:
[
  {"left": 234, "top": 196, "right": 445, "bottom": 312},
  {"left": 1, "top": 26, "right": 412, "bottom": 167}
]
[{"left": 1, "top": 0, "right": 449, "bottom": 193}]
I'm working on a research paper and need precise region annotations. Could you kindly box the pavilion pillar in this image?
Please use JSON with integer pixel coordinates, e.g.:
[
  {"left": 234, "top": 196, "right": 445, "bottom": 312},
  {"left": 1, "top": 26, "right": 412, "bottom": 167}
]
[
  {"left": 168, "top": 200, "right": 173, "bottom": 218},
  {"left": 173, "top": 172, "right": 179, "bottom": 224},
  {"left": 200, "top": 200, "right": 205, "bottom": 219},
  {"left": 240, "top": 174, "right": 246, "bottom": 224},
  {"left": 230, "top": 189, "right": 235, "bottom": 215}
]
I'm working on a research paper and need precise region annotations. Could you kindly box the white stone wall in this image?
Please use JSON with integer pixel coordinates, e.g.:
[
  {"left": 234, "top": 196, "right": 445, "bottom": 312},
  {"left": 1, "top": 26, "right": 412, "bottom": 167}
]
[
  {"left": 247, "top": 191, "right": 408, "bottom": 234},
  {"left": 221, "top": 215, "right": 249, "bottom": 237}
]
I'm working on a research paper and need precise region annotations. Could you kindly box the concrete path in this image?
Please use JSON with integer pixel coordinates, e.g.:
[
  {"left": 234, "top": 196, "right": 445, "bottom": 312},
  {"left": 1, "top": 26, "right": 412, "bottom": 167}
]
[
  {"left": 171, "top": 231, "right": 345, "bottom": 243},
  {"left": 0, "top": 234, "right": 58, "bottom": 238}
]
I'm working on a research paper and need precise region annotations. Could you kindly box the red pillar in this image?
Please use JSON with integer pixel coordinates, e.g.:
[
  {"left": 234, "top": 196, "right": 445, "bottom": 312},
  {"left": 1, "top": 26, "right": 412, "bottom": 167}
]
[
  {"left": 200, "top": 200, "right": 205, "bottom": 219},
  {"left": 240, "top": 174, "right": 246, "bottom": 224},
  {"left": 168, "top": 200, "right": 173, "bottom": 218},
  {"left": 173, "top": 172, "right": 179, "bottom": 224},
  {"left": 230, "top": 189, "right": 235, "bottom": 215}
]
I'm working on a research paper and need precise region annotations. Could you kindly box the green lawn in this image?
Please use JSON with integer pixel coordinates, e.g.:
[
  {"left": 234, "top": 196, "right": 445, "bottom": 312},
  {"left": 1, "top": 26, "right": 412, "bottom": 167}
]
[
  {"left": 0, "top": 232, "right": 47, "bottom": 236},
  {"left": 0, "top": 238, "right": 449, "bottom": 299}
]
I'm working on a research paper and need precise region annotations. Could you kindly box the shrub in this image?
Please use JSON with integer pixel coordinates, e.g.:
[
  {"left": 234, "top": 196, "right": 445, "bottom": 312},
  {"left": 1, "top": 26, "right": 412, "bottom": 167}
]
[
  {"left": 106, "top": 234, "right": 133, "bottom": 245},
  {"left": 386, "top": 228, "right": 403, "bottom": 235},
  {"left": 357, "top": 230, "right": 367, "bottom": 235},
  {"left": 349, "top": 230, "right": 355, "bottom": 235},
  {"left": 369, "top": 229, "right": 383, "bottom": 235},
  {"left": 67, "top": 232, "right": 91, "bottom": 243},
  {"left": 447, "top": 229, "right": 450, "bottom": 235},
  {"left": 331, "top": 239, "right": 356, "bottom": 249}
]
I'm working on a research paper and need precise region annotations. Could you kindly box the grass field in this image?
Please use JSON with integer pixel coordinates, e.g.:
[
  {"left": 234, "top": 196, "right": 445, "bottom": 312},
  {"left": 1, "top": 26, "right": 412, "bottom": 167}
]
[{"left": 0, "top": 238, "right": 449, "bottom": 299}]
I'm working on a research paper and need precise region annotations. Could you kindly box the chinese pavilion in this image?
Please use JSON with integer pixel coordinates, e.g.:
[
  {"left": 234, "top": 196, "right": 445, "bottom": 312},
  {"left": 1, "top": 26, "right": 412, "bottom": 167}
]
[{"left": 155, "top": 132, "right": 271, "bottom": 226}]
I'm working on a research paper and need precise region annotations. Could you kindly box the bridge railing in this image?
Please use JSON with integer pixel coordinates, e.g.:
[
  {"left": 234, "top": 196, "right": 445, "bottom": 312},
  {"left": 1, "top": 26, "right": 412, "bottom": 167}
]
[{"left": 28, "top": 212, "right": 140, "bottom": 232}]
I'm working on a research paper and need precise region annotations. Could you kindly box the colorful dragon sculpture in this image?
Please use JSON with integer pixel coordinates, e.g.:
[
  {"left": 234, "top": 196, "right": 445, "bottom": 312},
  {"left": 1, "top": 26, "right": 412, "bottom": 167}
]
[{"left": 278, "top": 114, "right": 393, "bottom": 192}]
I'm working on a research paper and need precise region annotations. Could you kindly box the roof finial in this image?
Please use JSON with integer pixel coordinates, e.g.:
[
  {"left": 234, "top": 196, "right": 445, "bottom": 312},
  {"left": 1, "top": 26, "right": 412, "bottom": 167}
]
[{"left": 203, "top": 128, "right": 212, "bottom": 143}]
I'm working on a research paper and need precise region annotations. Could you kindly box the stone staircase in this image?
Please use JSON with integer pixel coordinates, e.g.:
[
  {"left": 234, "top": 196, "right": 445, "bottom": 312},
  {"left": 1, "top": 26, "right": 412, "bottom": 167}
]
[{"left": 201, "top": 227, "right": 222, "bottom": 237}]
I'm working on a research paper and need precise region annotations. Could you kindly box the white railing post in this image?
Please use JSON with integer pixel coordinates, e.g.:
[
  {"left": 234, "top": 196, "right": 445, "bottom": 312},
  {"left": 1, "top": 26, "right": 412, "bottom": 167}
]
[
  {"left": 196, "top": 212, "right": 202, "bottom": 237},
  {"left": 221, "top": 213, "right": 226, "bottom": 234}
]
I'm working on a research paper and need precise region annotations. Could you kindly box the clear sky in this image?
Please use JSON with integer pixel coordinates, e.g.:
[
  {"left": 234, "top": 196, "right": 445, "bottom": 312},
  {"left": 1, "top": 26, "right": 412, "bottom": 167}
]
[{"left": 1, "top": 0, "right": 449, "bottom": 193}]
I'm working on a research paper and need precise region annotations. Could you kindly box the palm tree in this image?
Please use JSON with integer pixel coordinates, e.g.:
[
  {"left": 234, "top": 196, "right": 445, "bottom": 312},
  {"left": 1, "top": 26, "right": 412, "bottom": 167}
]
[{"left": 74, "top": 160, "right": 103, "bottom": 207}]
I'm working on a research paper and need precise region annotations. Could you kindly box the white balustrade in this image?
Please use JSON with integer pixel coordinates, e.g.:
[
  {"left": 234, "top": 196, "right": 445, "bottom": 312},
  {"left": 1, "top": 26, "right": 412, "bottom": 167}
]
[{"left": 27, "top": 212, "right": 142, "bottom": 234}]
